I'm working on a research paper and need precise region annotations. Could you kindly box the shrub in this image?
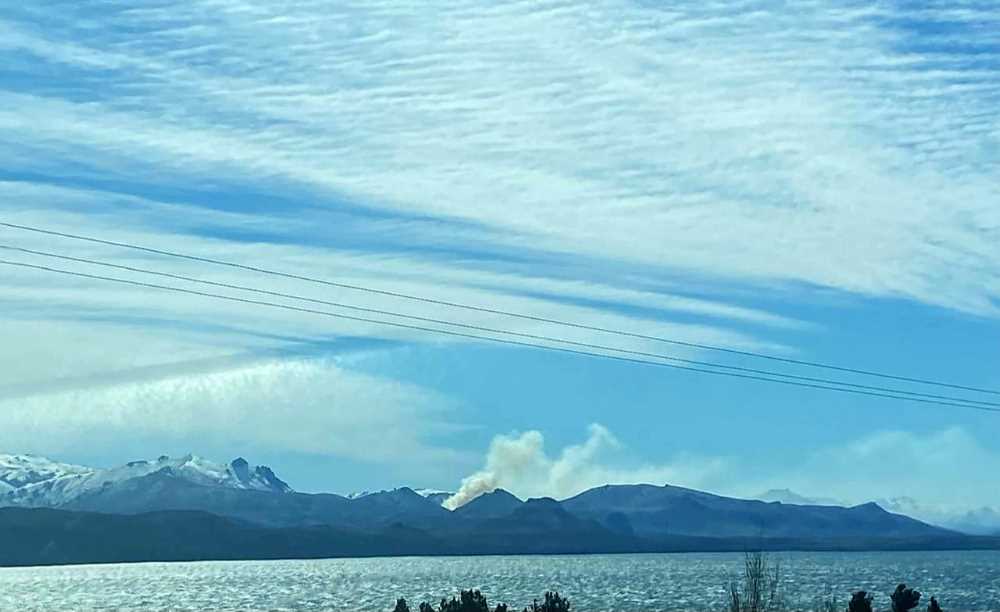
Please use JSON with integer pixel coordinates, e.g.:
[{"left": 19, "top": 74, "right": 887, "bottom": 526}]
[
  {"left": 524, "top": 592, "right": 570, "bottom": 612},
  {"left": 891, "top": 584, "right": 921, "bottom": 612},
  {"left": 439, "top": 590, "right": 490, "bottom": 612},
  {"left": 847, "top": 591, "right": 873, "bottom": 612},
  {"left": 404, "top": 590, "right": 566, "bottom": 612},
  {"left": 927, "top": 597, "right": 943, "bottom": 612},
  {"left": 727, "top": 552, "right": 783, "bottom": 612}
]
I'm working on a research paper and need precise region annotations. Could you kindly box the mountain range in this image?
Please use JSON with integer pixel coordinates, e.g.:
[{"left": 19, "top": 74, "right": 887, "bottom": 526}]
[
  {"left": 755, "top": 488, "right": 1000, "bottom": 536},
  {"left": 1, "top": 453, "right": 997, "bottom": 566}
]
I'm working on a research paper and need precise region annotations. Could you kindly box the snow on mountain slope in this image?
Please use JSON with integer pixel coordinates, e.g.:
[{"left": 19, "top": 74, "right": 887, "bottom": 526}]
[
  {"left": 755, "top": 488, "right": 841, "bottom": 506},
  {"left": 346, "top": 490, "right": 376, "bottom": 500},
  {"left": 413, "top": 488, "right": 453, "bottom": 497},
  {"left": 0, "top": 454, "right": 93, "bottom": 489},
  {"left": 349, "top": 488, "right": 454, "bottom": 506},
  {"left": 0, "top": 453, "right": 291, "bottom": 508}
]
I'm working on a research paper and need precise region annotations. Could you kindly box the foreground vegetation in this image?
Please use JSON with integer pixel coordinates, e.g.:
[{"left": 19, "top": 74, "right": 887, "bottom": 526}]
[
  {"left": 724, "top": 552, "right": 946, "bottom": 612},
  {"left": 392, "top": 590, "right": 570, "bottom": 612},
  {"left": 392, "top": 553, "right": 953, "bottom": 612}
]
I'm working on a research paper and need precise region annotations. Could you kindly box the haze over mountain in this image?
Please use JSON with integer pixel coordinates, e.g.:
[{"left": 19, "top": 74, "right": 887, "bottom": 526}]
[{"left": 752, "top": 488, "right": 1000, "bottom": 536}]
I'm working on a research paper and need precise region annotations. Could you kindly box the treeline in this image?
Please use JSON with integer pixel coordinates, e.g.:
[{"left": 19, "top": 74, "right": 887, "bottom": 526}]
[{"left": 392, "top": 590, "right": 570, "bottom": 612}]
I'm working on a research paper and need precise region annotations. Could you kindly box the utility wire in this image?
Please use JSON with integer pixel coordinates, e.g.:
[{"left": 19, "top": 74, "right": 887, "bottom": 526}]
[
  {"left": 2, "top": 221, "right": 996, "bottom": 397},
  {"left": 3, "top": 244, "right": 998, "bottom": 409},
  {"left": 1, "top": 258, "right": 997, "bottom": 413}
]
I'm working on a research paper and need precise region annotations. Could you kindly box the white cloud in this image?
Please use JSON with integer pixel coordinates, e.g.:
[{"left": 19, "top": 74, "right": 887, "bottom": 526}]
[
  {"left": 0, "top": 357, "right": 466, "bottom": 470},
  {"left": 785, "top": 427, "right": 1000, "bottom": 510},
  {"left": 735, "top": 427, "right": 1000, "bottom": 531},
  {"left": 0, "top": 188, "right": 794, "bottom": 401}
]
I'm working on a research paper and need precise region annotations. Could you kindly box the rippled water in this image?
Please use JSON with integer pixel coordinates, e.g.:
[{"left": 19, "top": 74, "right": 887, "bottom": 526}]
[{"left": 1, "top": 552, "right": 998, "bottom": 612}]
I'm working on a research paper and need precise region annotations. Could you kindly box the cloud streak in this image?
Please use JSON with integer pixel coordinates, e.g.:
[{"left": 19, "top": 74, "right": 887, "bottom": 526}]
[
  {"left": 0, "top": 357, "right": 465, "bottom": 471},
  {"left": 2, "top": 0, "right": 997, "bottom": 313}
]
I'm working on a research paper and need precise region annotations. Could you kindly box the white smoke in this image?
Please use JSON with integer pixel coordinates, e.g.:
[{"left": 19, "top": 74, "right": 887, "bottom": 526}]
[{"left": 443, "top": 423, "right": 724, "bottom": 509}]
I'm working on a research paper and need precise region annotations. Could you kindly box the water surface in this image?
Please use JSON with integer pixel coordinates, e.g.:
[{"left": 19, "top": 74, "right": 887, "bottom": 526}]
[{"left": 1, "top": 551, "right": 998, "bottom": 611}]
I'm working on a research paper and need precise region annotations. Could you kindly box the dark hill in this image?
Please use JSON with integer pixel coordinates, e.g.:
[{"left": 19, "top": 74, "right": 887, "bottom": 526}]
[
  {"left": 1, "top": 507, "right": 997, "bottom": 567},
  {"left": 0, "top": 507, "right": 441, "bottom": 567},
  {"left": 443, "top": 497, "right": 637, "bottom": 554},
  {"left": 561, "top": 484, "right": 953, "bottom": 539},
  {"left": 454, "top": 489, "right": 523, "bottom": 520}
]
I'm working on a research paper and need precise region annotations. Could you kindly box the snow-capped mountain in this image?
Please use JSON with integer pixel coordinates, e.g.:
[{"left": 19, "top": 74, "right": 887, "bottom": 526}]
[
  {"left": 0, "top": 454, "right": 92, "bottom": 492},
  {"left": 0, "top": 453, "right": 291, "bottom": 508},
  {"left": 349, "top": 487, "right": 454, "bottom": 506},
  {"left": 414, "top": 488, "right": 454, "bottom": 506},
  {"left": 346, "top": 489, "right": 377, "bottom": 500},
  {"left": 755, "top": 488, "right": 840, "bottom": 506}
]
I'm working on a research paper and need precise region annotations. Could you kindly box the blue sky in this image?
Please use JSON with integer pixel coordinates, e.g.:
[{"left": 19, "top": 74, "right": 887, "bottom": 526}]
[{"left": 0, "top": 1, "right": 998, "bottom": 523}]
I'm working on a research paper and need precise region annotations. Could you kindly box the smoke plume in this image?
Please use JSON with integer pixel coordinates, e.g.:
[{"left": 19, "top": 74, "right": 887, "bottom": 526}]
[{"left": 443, "top": 423, "right": 720, "bottom": 509}]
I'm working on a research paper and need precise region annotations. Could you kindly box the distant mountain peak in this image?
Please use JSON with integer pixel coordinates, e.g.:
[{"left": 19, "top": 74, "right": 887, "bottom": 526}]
[
  {"left": 755, "top": 488, "right": 841, "bottom": 507},
  {"left": 228, "top": 457, "right": 292, "bottom": 493},
  {"left": 413, "top": 488, "right": 452, "bottom": 497},
  {"left": 0, "top": 452, "right": 292, "bottom": 508},
  {"left": 455, "top": 488, "right": 523, "bottom": 518},
  {"left": 0, "top": 454, "right": 93, "bottom": 490},
  {"left": 348, "top": 487, "right": 455, "bottom": 505},
  {"left": 347, "top": 487, "right": 410, "bottom": 499},
  {"left": 852, "top": 501, "right": 887, "bottom": 512}
]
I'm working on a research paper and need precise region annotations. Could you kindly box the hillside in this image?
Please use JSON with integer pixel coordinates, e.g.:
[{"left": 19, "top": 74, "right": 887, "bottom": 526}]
[{"left": 561, "top": 484, "right": 952, "bottom": 539}]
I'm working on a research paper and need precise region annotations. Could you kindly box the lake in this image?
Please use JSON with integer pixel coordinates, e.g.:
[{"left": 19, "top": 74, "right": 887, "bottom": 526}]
[{"left": 1, "top": 551, "right": 998, "bottom": 611}]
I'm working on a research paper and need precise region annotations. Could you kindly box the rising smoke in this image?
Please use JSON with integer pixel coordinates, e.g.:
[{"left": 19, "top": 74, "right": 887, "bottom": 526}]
[{"left": 443, "top": 423, "right": 717, "bottom": 509}]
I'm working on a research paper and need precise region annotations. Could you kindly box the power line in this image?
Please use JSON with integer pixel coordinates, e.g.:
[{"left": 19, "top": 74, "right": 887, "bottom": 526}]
[
  {"left": 2, "top": 221, "right": 996, "bottom": 397},
  {"left": 4, "top": 243, "right": 999, "bottom": 410},
  {"left": 1, "top": 257, "right": 997, "bottom": 413}
]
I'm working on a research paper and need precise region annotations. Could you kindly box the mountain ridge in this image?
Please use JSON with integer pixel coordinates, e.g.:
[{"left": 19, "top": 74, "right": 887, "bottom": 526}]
[
  {"left": 0, "top": 453, "right": 291, "bottom": 510},
  {"left": 0, "top": 453, "right": 970, "bottom": 544}
]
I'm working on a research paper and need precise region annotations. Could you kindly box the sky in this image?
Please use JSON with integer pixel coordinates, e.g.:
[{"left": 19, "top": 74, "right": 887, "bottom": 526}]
[{"left": 0, "top": 1, "right": 998, "bottom": 523}]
